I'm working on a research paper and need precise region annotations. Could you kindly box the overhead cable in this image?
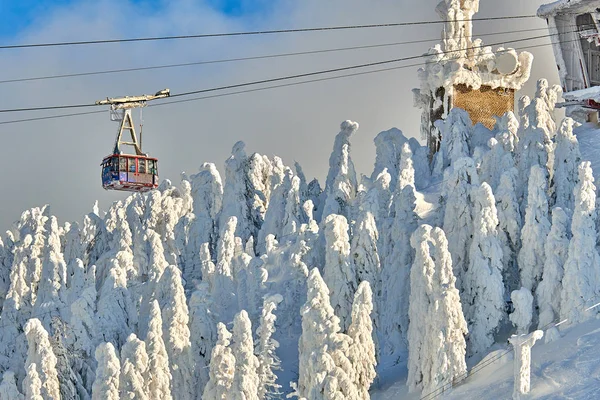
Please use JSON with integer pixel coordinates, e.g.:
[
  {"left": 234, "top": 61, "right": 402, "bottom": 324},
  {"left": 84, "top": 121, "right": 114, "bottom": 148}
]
[
  {"left": 0, "top": 15, "right": 537, "bottom": 50},
  {"left": 0, "top": 38, "right": 572, "bottom": 127},
  {"left": 0, "top": 27, "right": 552, "bottom": 84},
  {"left": 0, "top": 30, "right": 568, "bottom": 114}
]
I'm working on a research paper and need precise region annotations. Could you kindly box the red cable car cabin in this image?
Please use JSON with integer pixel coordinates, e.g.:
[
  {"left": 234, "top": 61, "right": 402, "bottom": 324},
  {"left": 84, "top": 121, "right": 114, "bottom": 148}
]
[
  {"left": 101, "top": 154, "right": 159, "bottom": 192},
  {"left": 96, "top": 88, "right": 170, "bottom": 193}
]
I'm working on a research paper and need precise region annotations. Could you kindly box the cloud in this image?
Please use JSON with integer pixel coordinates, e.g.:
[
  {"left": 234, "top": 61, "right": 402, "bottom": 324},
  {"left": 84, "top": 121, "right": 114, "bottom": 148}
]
[{"left": 0, "top": 0, "right": 558, "bottom": 229}]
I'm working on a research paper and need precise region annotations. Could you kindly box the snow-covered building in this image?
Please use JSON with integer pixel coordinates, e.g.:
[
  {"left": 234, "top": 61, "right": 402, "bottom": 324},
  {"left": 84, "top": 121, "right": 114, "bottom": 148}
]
[
  {"left": 414, "top": 0, "right": 533, "bottom": 158},
  {"left": 538, "top": 0, "right": 600, "bottom": 121}
]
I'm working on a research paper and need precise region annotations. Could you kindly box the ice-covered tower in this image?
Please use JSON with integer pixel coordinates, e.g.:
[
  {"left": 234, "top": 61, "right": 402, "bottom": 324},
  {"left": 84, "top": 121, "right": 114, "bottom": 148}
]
[
  {"left": 414, "top": 0, "right": 533, "bottom": 160},
  {"left": 538, "top": 0, "right": 600, "bottom": 122}
]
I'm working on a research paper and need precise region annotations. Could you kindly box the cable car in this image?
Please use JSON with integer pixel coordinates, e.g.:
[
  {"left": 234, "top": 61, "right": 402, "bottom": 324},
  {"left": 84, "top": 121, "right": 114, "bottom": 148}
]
[
  {"left": 101, "top": 154, "right": 159, "bottom": 192},
  {"left": 96, "top": 89, "right": 170, "bottom": 192}
]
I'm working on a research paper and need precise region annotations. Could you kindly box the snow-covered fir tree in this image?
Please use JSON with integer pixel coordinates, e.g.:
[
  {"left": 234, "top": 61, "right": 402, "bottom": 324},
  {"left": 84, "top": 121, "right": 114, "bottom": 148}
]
[
  {"left": 518, "top": 165, "right": 551, "bottom": 293},
  {"left": 203, "top": 323, "right": 235, "bottom": 400},
  {"left": 561, "top": 162, "right": 600, "bottom": 324},
  {"left": 435, "top": 108, "right": 473, "bottom": 170},
  {"left": 231, "top": 310, "right": 260, "bottom": 400},
  {"left": 347, "top": 281, "right": 376, "bottom": 400},
  {"left": 24, "top": 319, "right": 60, "bottom": 400},
  {"left": 145, "top": 300, "right": 172, "bottom": 400},
  {"left": 407, "top": 225, "right": 467, "bottom": 392},
  {"left": 295, "top": 268, "right": 357, "bottom": 400},
  {"left": 255, "top": 297, "right": 282, "bottom": 400},
  {"left": 495, "top": 168, "right": 522, "bottom": 293},
  {"left": 537, "top": 207, "right": 570, "bottom": 329},
  {"left": 551, "top": 118, "right": 581, "bottom": 211},
  {"left": 350, "top": 211, "right": 380, "bottom": 307},
  {"left": 381, "top": 142, "right": 419, "bottom": 354},
  {"left": 120, "top": 334, "right": 148, "bottom": 400},
  {"left": 91, "top": 342, "right": 120, "bottom": 400},
  {"left": 156, "top": 266, "right": 193, "bottom": 400},
  {"left": 0, "top": 371, "right": 22, "bottom": 400},
  {"left": 323, "top": 214, "right": 356, "bottom": 332},
  {"left": 23, "top": 364, "right": 42, "bottom": 400},
  {"left": 188, "top": 282, "right": 216, "bottom": 397},
  {"left": 322, "top": 121, "right": 359, "bottom": 221},
  {"left": 442, "top": 157, "right": 479, "bottom": 289},
  {"left": 463, "top": 183, "right": 505, "bottom": 356}
]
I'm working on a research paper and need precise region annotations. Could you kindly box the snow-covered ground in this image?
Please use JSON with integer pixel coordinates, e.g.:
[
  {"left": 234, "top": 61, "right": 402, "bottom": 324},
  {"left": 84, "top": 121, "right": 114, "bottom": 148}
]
[
  {"left": 575, "top": 123, "right": 600, "bottom": 182},
  {"left": 373, "top": 318, "right": 600, "bottom": 399}
]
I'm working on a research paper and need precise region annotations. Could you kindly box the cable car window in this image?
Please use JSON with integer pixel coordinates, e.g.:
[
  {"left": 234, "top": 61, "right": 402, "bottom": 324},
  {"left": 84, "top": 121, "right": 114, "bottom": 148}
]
[
  {"left": 148, "top": 160, "right": 155, "bottom": 174},
  {"left": 120, "top": 157, "right": 127, "bottom": 172},
  {"left": 111, "top": 158, "right": 119, "bottom": 172},
  {"left": 129, "top": 158, "right": 136, "bottom": 173},
  {"left": 139, "top": 159, "right": 146, "bottom": 174}
]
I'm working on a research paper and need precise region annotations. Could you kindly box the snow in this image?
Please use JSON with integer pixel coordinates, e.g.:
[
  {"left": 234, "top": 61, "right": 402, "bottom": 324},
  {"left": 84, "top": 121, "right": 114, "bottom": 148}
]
[
  {"left": 537, "top": 0, "right": 597, "bottom": 17},
  {"left": 6, "top": 3, "right": 600, "bottom": 400},
  {"left": 562, "top": 85, "right": 600, "bottom": 102}
]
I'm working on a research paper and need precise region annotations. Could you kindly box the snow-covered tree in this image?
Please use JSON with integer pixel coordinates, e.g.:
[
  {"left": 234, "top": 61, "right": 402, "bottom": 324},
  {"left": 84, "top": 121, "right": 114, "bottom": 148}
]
[
  {"left": 435, "top": 107, "right": 473, "bottom": 170},
  {"left": 219, "top": 141, "right": 253, "bottom": 244},
  {"left": 406, "top": 225, "right": 434, "bottom": 393},
  {"left": 551, "top": 118, "right": 581, "bottom": 211},
  {"left": 68, "top": 264, "right": 97, "bottom": 359},
  {"left": 427, "top": 227, "right": 468, "bottom": 392},
  {"left": 157, "top": 266, "right": 193, "bottom": 400},
  {"left": 323, "top": 214, "right": 356, "bottom": 332},
  {"left": 120, "top": 334, "right": 148, "bottom": 400},
  {"left": 0, "top": 371, "right": 23, "bottom": 400},
  {"left": 295, "top": 268, "right": 357, "bottom": 400},
  {"left": 145, "top": 300, "right": 172, "bottom": 400},
  {"left": 561, "top": 162, "right": 600, "bottom": 324},
  {"left": 188, "top": 162, "right": 223, "bottom": 254},
  {"left": 231, "top": 310, "right": 260, "bottom": 400},
  {"left": 516, "top": 96, "right": 554, "bottom": 204},
  {"left": 463, "top": 183, "right": 505, "bottom": 356},
  {"left": 350, "top": 211, "right": 380, "bottom": 300},
  {"left": 518, "top": 166, "right": 551, "bottom": 292},
  {"left": 322, "top": 121, "right": 359, "bottom": 220},
  {"left": 381, "top": 144, "right": 419, "bottom": 354},
  {"left": 23, "top": 364, "right": 43, "bottom": 400},
  {"left": 23, "top": 319, "right": 60, "bottom": 400},
  {"left": 495, "top": 168, "right": 522, "bottom": 293},
  {"left": 92, "top": 342, "right": 120, "bottom": 400},
  {"left": 255, "top": 297, "right": 282, "bottom": 400},
  {"left": 97, "top": 260, "right": 137, "bottom": 347},
  {"left": 442, "top": 157, "right": 479, "bottom": 289},
  {"left": 494, "top": 111, "right": 519, "bottom": 153},
  {"left": 33, "top": 216, "right": 67, "bottom": 328},
  {"left": 347, "top": 281, "right": 376, "bottom": 400},
  {"left": 371, "top": 127, "right": 410, "bottom": 191},
  {"left": 479, "top": 138, "right": 514, "bottom": 192},
  {"left": 509, "top": 288, "right": 534, "bottom": 335},
  {"left": 537, "top": 207, "right": 570, "bottom": 329},
  {"left": 188, "top": 282, "right": 216, "bottom": 397},
  {"left": 202, "top": 323, "right": 235, "bottom": 400},
  {"left": 407, "top": 226, "right": 467, "bottom": 392}
]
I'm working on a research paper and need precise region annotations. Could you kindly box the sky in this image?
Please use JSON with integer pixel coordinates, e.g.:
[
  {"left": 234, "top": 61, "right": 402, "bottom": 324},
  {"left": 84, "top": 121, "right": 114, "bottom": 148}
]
[{"left": 0, "top": 0, "right": 559, "bottom": 231}]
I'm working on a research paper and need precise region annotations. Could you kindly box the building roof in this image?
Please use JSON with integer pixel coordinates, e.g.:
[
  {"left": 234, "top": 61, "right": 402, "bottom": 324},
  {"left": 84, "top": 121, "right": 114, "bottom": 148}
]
[{"left": 538, "top": 0, "right": 600, "bottom": 18}]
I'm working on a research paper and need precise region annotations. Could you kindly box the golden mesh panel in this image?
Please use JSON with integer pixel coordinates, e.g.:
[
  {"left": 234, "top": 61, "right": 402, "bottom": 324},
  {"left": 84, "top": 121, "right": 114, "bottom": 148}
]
[{"left": 452, "top": 84, "right": 515, "bottom": 129}]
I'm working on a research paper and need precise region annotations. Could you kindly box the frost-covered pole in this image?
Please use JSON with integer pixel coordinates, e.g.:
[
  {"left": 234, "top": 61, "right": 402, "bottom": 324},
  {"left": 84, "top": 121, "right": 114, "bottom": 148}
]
[{"left": 508, "top": 330, "right": 543, "bottom": 400}]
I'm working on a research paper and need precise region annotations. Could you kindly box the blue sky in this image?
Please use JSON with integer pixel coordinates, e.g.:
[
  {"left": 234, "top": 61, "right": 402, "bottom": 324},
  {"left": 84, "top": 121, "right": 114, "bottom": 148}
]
[{"left": 0, "top": 0, "right": 266, "bottom": 38}]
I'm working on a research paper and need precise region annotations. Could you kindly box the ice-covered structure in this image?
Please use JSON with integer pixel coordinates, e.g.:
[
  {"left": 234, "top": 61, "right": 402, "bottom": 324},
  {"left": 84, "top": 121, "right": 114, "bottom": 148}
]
[
  {"left": 538, "top": 0, "right": 600, "bottom": 121},
  {"left": 414, "top": 0, "right": 533, "bottom": 158}
]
